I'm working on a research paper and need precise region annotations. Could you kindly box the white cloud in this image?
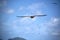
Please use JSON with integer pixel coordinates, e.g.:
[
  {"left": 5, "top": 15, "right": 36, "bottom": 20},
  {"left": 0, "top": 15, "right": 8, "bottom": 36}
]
[
  {"left": 19, "top": 6, "right": 25, "bottom": 11},
  {"left": 27, "top": 3, "right": 46, "bottom": 14},
  {"left": 11, "top": 17, "right": 39, "bottom": 34},
  {"left": 41, "top": 17, "right": 60, "bottom": 27},
  {"left": 27, "top": 3, "right": 46, "bottom": 10},
  {"left": 10, "top": 17, "right": 60, "bottom": 35},
  {"left": 16, "top": 14, "right": 37, "bottom": 24},
  {"left": 27, "top": 4, "right": 39, "bottom": 10},
  {"left": 48, "top": 17, "right": 59, "bottom": 27},
  {"left": 32, "top": 11, "right": 44, "bottom": 15},
  {"left": 25, "top": 27, "right": 32, "bottom": 33},
  {"left": 7, "top": 9, "right": 14, "bottom": 14},
  {"left": 40, "top": 17, "right": 60, "bottom": 35},
  {"left": 19, "top": 2, "right": 46, "bottom": 15},
  {"left": 4, "top": 9, "right": 15, "bottom": 14}
]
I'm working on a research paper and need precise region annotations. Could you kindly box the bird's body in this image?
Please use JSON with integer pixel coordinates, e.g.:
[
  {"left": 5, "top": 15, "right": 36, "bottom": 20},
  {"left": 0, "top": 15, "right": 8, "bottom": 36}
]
[{"left": 30, "top": 16, "right": 35, "bottom": 18}]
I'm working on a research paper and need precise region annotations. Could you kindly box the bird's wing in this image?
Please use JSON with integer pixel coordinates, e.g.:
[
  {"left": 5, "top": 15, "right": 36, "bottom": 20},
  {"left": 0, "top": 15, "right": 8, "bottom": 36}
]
[
  {"left": 17, "top": 16, "right": 31, "bottom": 17},
  {"left": 34, "top": 15, "right": 47, "bottom": 16},
  {"left": 17, "top": 15, "right": 47, "bottom": 17}
]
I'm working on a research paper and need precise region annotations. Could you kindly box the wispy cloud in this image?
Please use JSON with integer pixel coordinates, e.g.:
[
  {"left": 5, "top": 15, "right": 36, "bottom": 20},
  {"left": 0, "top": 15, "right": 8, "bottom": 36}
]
[
  {"left": 45, "top": 17, "right": 59, "bottom": 27},
  {"left": 19, "top": 6, "right": 25, "bottom": 11},
  {"left": 7, "top": 9, "right": 14, "bottom": 14},
  {"left": 5, "top": 8, "right": 15, "bottom": 14},
  {"left": 27, "top": 3, "right": 46, "bottom": 10},
  {"left": 19, "top": 2, "right": 46, "bottom": 15},
  {"left": 40, "top": 17, "right": 60, "bottom": 35},
  {"left": 2, "top": 16, "right": 60, "bottom": 37}
]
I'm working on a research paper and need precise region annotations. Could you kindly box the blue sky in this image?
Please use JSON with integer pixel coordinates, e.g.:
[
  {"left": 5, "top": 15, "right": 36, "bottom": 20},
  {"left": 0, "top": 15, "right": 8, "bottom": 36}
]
[{"left": 0, "top": 0, "right": 60, "bottom": 40}]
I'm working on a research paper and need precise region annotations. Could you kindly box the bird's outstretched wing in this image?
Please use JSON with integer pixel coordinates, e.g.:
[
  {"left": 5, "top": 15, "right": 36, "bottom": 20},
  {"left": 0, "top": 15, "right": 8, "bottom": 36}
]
[
  {"left": 17, "top": 16, "right": 31, "bottom": 17},
  {"left": 34, "top": 15, "right": 47, "bottom": 16},
  {"left": 17, "top": 15, "right": 47, "bottom": 18}
]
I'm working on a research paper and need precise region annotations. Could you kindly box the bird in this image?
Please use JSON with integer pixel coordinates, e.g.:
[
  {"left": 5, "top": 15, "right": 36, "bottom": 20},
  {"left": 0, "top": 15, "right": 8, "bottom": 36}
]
[
  {"left": 52, "top": 3, "right": 57, "bottom": 4},
  {"left": 17, "top": 14, "right": 47, "bottom": 19}
]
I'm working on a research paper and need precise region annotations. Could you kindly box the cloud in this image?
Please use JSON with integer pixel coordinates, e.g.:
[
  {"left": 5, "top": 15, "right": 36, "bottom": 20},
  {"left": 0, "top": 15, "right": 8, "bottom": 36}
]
[
  {"left": 19, "top": 6, "right": 25, "bottom": 11},
  {"left": 7, "top": 9, "right": 14, "bottom": 14},
  {"left": 19, "top": 2, "right": 46, "bottom": 15},
  {"left": 27, "top": 3, "right": 39, "bottom": 11},
  {"left": 5, "top": 9, "right": 15, "bottom": 14},
  {"left": 47, "top": 17, "right": 59, "bottom": 27},
  {"left": 24, "top": 27, "right": 32, "bottom": 33},
  {"left": 2, "top": 8, "right": 14, "bottom": 14},
  {"left": 40, "top": 17, "right": 60, "bottom": 35},
  {"left": 24, "top": 25, "right": 40, "bottom": 34},
  {"left": 11, "top": 17, "right": 39, "bottom": 34},
  {"left": 27, "top": 3, "right": 46, "bottom": 10},
  {"left": 16, "top": 14, "right": 37, "bottom": 25},
  {"left": 11, "top": 17, "right": 60, "bottom": 35},
  {"left": 41, "top": 17, "right": 59, "bottom": 27},
  {"left": 3, "top": 17, "right": 59, "bottom": 35}
]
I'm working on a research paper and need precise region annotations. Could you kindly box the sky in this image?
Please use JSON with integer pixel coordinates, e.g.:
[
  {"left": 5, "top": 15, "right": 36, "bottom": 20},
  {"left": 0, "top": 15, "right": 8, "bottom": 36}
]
[{"left": 0, "top": 0, "right": 60, "bottom": 40}]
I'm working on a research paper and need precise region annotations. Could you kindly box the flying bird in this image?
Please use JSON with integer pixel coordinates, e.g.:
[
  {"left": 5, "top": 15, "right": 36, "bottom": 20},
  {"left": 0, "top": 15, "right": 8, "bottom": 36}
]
[
  {"left": 52, "top": 3, "right": 57, "bottom": 4},
  {"left": 17, "top": 14, "right": 47, "bottom": 19}
]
